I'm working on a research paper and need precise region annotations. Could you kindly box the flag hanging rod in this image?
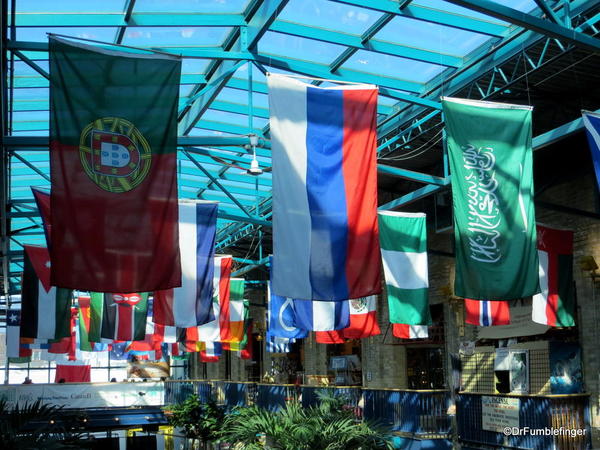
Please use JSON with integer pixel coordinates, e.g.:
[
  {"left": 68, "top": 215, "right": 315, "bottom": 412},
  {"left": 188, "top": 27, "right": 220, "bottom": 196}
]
[{"left": 47, "top": 32, "right": 181, "bottom": 59}]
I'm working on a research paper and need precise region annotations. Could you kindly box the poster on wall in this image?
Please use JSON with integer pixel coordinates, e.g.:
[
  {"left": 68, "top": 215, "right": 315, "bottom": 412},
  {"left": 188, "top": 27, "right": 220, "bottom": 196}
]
[
  {"left": 482, "top": 396, "right": 520, "bottom": 432},
  {"left": 127, "top": 359, "right": 170, "bottom": 379},
  {"left": 509, "top": 350, "right": 529, "bottom": 394},
  {"left": 549, "top": 342, "right": 582, "bottom": 394}
]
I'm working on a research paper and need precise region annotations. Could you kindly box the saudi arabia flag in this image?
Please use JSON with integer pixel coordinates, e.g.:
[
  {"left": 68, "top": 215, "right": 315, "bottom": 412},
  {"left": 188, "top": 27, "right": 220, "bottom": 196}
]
[{"left": 378, "top": 211, "right": 431, "bottom": 325}]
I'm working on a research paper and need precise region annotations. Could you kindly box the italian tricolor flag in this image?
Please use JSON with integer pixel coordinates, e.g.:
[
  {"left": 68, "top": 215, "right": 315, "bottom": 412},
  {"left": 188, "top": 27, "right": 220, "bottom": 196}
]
[
  {"left": 532, "top": 224, "right": 575, "bottom": 327},
  {"left": 378, "top": 211, "right": 431, "bottom": 325},
  {"left": 221, "top": 278, "right": 246, "bottom": 343}
]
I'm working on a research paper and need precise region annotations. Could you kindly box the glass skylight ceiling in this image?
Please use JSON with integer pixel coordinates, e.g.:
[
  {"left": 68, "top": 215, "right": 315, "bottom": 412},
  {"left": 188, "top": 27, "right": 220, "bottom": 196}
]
[{"left": 4, "top": 0, "right": 588, "bottom": 285}]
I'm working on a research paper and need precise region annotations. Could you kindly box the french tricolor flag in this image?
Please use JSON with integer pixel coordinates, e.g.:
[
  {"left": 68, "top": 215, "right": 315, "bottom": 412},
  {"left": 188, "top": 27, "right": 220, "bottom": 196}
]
[
  {"left": 268, "top": 74, "right": 382, "bottom": 301},
  {"left": 465, "top": 299, "right": 511, "bottom": 327},
  {"left": 153, "top": 201, "right": 217, "bottom": 327}
]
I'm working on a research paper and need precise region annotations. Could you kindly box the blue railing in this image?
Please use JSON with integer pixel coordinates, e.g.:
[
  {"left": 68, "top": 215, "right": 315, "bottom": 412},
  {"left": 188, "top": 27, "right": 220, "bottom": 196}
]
[
  {"left": 256, "top": 383, "right": 296, "bottom": 411},
  {"left": 164, "top": 380, "right": 212, "bottom": 405},
  {"left": 457, "top": 393, "right": 591, "bottom": 449},
  {"left": 363, "top": 389, "right": 451, "bottom": 434},
  {"left": 165, "top": 380, "right": 451, "bottom": 438},
  {"left": 300, "top": 386, "right": 363, "bottom": 418}
]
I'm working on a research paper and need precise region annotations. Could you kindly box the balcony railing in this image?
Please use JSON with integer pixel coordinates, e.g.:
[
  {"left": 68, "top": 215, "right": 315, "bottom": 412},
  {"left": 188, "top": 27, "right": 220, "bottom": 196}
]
[
  {"left": 164, "top": 380, "right": 451, "bottom": 439},
  {"left": 457, "top": 392, "right": 591, "bottom": 449}
]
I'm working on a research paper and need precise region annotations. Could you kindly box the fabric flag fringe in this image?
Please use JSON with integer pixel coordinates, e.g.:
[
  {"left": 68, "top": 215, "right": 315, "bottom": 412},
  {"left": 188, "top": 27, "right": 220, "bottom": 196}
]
[
  {"left": 268, "top": 73, "right": 381, "bottom": 301},
  {"left": 266, "top": 333, "right": 295, "bottom": 353}
]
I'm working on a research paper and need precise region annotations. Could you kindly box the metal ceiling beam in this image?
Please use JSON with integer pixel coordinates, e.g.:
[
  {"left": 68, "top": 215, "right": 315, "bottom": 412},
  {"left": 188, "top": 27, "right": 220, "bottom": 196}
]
[
  {"left": 9, "top": 12, "right": 246, "bottom": 27},
  {"left": 245, "top": 0, "right": 290, "bottom": 49},
  {"left": 378, "top": 104, "right": 600, "bottom": 211},
  {"left": 231, "top": 256, "right": 269, "bottom": 277},
  {"left": 445, "top": 0, "right": 600, "bottom": 52},
  {"left": 533, "top": 0, "right": 564, "bottom": 24},
  {"left": 376, "top": 0, "right": 595, "bottom": 147},
  {"left": 329, "top": 13, "right": 395, "bottom": 72},
  {"left": 377, "top": 165, "right": 449, "bottom": 186},
  {"left": 12, "top": 50, "right": 48, "bottom": 79},
  {"left": 3, "top": 135, "right": 270, "bottom": 148},
  {"left": 185, "top": 146, "right": 271, "bottom": 168},
  {"left": 254, "top": 53, "right": 424, "bottom": 93},
  {"left": 8, "top": 40, "right": 252, "bottom": 62},
  {"left": 115, "top": 0, "right": 137, "bottom": 44},
  {"left": 9, "top": 71, "right": 210, "bottom": 87},
  {"left": 269, "top": 20, "right": 463, "bottom": 67},
  {"left": 194, "top": 118, "right": 265, "bottom": 136},
  {"left": 178, "top": 59, "right": 247, "bottom": 135},
  {"left": 330, "top": 0, "right": 507, "bottom": 36}
]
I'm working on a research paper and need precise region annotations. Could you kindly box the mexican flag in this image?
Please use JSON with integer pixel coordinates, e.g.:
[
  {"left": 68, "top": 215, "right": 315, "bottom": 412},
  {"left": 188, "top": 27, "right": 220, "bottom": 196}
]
[
  {"left": 49, "top": 36, "right": 181, "bottom": 293},
  {"left": 378, "top": 211, "right": 431, "bottom": 325}
]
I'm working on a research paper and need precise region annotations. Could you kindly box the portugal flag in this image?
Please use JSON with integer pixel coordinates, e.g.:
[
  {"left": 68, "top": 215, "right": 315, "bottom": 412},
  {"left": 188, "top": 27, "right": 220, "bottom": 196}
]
[{"left": 49, "top": 36, "right": 182, "bottom": 293}]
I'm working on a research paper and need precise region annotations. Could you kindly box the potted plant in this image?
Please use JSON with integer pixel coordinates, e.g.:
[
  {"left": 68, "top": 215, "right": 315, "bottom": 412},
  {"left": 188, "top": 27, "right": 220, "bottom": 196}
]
[{"left": 163, "top": 394, "right": 225, "bottom": 450}]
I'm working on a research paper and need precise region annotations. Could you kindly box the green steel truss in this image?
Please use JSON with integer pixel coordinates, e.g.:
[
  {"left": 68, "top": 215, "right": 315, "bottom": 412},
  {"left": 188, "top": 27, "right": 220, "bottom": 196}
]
[{"left": 2, "top": 0, "right": 600, "bottom": 294}]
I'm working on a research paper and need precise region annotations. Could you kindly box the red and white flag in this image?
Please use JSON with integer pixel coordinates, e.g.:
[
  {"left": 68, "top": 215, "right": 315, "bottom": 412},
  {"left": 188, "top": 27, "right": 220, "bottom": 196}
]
[
  {"left": 532, "top": 225, "right": 575, "bottom": 327},
  {"left": 393, "top": 324, "right": 428, "bottom": 339}
]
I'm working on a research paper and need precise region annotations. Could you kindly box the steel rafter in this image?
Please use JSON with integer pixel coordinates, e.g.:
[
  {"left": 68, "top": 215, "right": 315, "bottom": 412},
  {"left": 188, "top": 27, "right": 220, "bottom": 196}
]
[
  {"left": 330, "top": 0, "right": 507, "bottom": 36},
  {"left": 269, "top": 20, "right": 463, "bottom": 68},
  {"left": 377, "top": 0, "right": 597, "bottom": 147},
  {"left": 445, "top": 0, "right": 600, "bottom": 52}
]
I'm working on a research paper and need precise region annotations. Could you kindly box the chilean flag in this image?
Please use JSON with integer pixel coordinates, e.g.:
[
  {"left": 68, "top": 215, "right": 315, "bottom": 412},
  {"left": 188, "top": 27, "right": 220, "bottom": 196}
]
[
  {"left": 268, "top": 74, "right": 382, "bottom": 301},
  {"left": 465, "top": 299, "right": 511, "bottom": 326}
]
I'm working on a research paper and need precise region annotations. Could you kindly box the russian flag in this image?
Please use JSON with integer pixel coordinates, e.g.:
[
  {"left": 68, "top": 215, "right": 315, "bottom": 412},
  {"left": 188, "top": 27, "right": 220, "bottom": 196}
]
[
  {"left": 293, "top": 299, "right": 350, "bottom": 331},
  {"left": 465, "top": 299, "right": 511, "bottom": 326},
  {"left": 268, "top": 74, "right": 382, "bottom": 301}
]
